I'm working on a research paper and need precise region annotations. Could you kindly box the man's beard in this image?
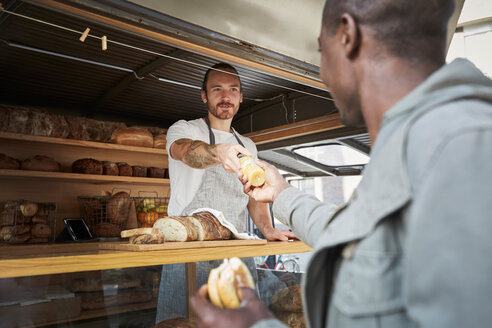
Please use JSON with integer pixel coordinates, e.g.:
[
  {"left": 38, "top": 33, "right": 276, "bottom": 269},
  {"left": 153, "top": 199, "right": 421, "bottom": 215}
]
[{"left": 209, "top": 101, "right": 238, "bottom": 120}]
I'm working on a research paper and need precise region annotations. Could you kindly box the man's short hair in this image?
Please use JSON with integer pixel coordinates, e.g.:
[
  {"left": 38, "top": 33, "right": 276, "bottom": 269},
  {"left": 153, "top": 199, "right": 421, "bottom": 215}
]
[
  {"left": 202, "top": 62, "right": 242, "bottom": 94},
  {"left": 322, "top": 0, "right": 455, "bottom": 64}
]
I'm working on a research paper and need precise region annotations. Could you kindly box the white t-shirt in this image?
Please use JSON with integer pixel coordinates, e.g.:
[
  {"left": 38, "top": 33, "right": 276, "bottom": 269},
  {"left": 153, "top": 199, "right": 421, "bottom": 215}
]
[{"left": 166, "top": 118, "right": 258, "bottom": 216}]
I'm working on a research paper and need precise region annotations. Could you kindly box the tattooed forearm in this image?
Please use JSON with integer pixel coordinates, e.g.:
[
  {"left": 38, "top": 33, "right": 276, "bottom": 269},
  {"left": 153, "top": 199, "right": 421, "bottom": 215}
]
[{"left": 182, "top": 141, "right": 219, "bottom": 168}]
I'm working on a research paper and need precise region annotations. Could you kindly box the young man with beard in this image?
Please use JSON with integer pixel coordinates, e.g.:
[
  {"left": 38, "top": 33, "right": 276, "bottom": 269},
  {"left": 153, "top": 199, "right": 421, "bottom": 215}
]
[
  {"left": 190, "top": 0, "right": 492, "bottom": 327},
  {"left": 155, "top": 63, "right": 296, "bottom": 323}
]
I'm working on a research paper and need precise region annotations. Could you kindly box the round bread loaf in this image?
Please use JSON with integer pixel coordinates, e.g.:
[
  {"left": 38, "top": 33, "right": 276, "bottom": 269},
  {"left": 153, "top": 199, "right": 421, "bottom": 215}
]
[
  {"left": 107, "top": 191, "right": 131, "bottom": 225},
  {"left": 21, "top": 155, "right": 61, "bottom": 172},
  {"left": 0, "top": 153, "right": 20, "bottom": 170},
  {"left": 72, "top": 158, "right": 103, "bottom": 174},
  {"left": 31, "top": 223, "right": 51, "bottom": 238},
  {"left": 111, "top": 127, "right": 154, "bottom": 148},
  {"left": 132, "top": 166, "right": 147, "bottom": 177},
  {"left": 153, "top": 134, "right": 167, "bottom": 149},
  {"left": 103, "top": 161, "right": 119, "bottom": 176},
  {"left": 147, "top": 167, "right": 165, "bottom": 178},
  {"left": 117, "top": 162, "right": 132, "bottom": 176}
]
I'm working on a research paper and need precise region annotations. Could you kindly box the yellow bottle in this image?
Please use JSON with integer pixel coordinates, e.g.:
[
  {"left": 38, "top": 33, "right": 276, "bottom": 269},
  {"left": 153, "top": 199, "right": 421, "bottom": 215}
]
[{"left": 239, "top": 156, "right": 265, "bottom": 187}]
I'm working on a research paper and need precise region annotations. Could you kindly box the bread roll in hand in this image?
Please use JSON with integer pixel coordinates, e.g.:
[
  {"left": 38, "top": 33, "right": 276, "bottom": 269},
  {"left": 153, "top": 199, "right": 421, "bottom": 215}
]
[{"left": 207, "top": 257, "right": 255, "bottom": 309}]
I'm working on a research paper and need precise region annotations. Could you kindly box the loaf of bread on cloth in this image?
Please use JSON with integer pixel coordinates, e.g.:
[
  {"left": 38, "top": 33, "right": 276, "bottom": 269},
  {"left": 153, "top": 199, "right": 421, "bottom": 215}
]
[
  {"left": 152, "top": 211, "right": 232, "bottom": 242},
  {"left": 207, "top": 257, "right": 255, "bottom": 309}
]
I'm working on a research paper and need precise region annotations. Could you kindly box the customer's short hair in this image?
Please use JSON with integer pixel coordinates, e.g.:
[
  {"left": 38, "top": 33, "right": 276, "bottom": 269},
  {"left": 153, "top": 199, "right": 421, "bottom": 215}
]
[
  {"left": 322, "top": 0, "right": 455, "bottom": 64},
  {"left": 202, "top": 63, "right": 242, "bottom": 94}
]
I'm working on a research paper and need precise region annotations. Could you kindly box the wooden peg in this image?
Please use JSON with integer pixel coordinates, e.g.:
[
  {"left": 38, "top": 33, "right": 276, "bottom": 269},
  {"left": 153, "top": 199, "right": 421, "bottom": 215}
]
[
  {"left": 101, "top": 35, "right": 107, "bottom": 51},
  {"left": 79, "top": 27, "right": 90, "bottom": 42}
]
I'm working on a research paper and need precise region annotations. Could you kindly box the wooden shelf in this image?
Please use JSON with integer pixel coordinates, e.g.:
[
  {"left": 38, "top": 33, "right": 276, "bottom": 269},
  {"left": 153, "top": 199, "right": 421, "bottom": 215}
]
[
  {"left": 30, "top": 300, "right": 158, "bottom": 328},
  {"left": 0, "top": 131, "right": 167, "bottom": 155},
  {"left": 0, "top": 241, "right": 312, "bottom": 278},
  {"left": 0, "top": 169, "right": 170, "bottom": 185}
]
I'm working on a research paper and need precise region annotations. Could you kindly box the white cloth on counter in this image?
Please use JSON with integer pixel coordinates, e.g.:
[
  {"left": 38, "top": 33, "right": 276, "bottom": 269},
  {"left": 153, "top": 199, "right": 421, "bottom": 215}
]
[{"left": 190, "top": 208, "right": 260, "bottom": 240}]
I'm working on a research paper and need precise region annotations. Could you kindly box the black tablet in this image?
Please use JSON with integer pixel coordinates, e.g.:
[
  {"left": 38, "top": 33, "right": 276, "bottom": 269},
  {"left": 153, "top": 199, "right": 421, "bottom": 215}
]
[{"left": 64, "top": 218, "right": 93, "bottom": 241}]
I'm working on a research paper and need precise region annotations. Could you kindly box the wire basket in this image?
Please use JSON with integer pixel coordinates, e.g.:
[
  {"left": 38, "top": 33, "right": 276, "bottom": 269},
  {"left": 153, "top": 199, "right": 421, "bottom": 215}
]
[
  {"left": 132, "top": 191, "right": 169, "bottom": 228},
  {"left": 0, "top": 200, "right": 57, "bottom": 244},
  {"left": 78, "top": 190, "right": 132, "bottom": 237}
]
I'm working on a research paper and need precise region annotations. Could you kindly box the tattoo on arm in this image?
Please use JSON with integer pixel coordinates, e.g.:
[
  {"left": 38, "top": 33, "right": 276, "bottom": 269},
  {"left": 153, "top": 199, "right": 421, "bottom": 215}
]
[{"left": 182, "top": 140, "right": 218, "bottom": 168}]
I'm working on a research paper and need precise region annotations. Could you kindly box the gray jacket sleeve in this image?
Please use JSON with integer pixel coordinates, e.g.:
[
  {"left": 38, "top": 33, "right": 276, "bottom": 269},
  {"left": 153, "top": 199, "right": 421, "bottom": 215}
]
[
  {"left": 273, "top": 187, "right": 340, "bottom": 247},
  {"left": 405, "top": 129, "right": 492, "bottom": 327},
  {"left": 250, "top": 318, "right": 288, "bottom": 328}
]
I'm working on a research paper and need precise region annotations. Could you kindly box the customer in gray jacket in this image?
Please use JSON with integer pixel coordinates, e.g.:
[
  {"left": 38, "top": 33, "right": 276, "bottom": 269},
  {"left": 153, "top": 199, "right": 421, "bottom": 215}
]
[{"left": 190, "top": 0, "right": 492, "bottom": 327}]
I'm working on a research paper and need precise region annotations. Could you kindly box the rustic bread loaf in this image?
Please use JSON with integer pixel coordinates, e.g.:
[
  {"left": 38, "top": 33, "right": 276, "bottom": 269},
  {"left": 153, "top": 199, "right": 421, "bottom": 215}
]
[
  {"left": 107, "top": 191, "right": 131, "bottom": 225},
  {"left": 147, "top": 167, "right": 165, "bottom": 178},
  {"left": 271, "top": 285, "right": 303, "bottom": 312},
  {"left": 6, "top": 107, "right": 31, "bottom": 134},
  {"left": 117, "top": 162, "right": 132, "bottom": 176},
  {"left": 13, "top": 232, "right": 31, "bottom": 243},
  {"left": 15, "top": 224, "right": 31, "bottom": 235},
  {"left": 32, "top": 215, "right": 49, "bottom": 224},
  {"left": 0, "top": 226, "right": 14, "bottom": 241},
  {"left": 121, "top": 227, "right": 158, "bottom": 238},
  {"left": 0, "top": 105, "right": 10, "bottom": 132},
  {"left": 188, "top": 215, "right": 221, "bottom": 241},
  {"left": 111, "top": 128, "right": 154, "bottom": 148},
  {"left": 66, "top": 116, "right": 90, "bottom": 140},
  {"left": 132, "top": 165, "right": 147, "bottom": 177},
  {"left": 31, "top": 223, "right": 51, "bottom": 238},
  {"left": 153, "top": 134, "right": 167, "bottom": 149},
  {"left": 21, "top": 155, "right": 61, "bottom": 172},
  {"left": 72, "top": 158, "right": 103, "bottom": 175},
  {"left": 102, "top": 161, "right": 119, "bottom": 176},
  {"left": 0, "top": 203, "right": 18, "bottom": 226},
  {"left": 19, "top": 201, "right": 38, "bottom": 217},
  {"left": 194, "top": 211, "right": 232, "bottom": 240},
  {"left": 153, "top": 217, "right": 198, "bottom": 242},
  {"left": 130, "top": 233, "right": 165, "bottom": 244},
  {"left": 0, "top": 153, "right": 20, "bottom": 170}
]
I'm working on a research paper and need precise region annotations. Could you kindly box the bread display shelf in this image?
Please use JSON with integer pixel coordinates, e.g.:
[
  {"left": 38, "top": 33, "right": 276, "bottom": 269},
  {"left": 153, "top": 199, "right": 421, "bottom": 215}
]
[
  {"left": 0, "top": 241, "right": 312, "bottom": 278},
  {"left": 23, "top": 300, "right": 158, "bottom": 328},
  {"left": 0, "top": 169, "right": 170, "bottom": 185},
  {"left": 0, "top": 131, "right": 167, "bottom": 155},
  {"left": 100, "top": 239, "right": 267, "bottom": 251}
]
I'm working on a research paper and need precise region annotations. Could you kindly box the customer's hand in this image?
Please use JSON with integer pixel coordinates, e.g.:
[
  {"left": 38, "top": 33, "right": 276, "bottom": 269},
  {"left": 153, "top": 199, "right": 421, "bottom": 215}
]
[
  {"left": 190, "top": 284, "right": 275, "bottom": 328},
  {"left": 240, "top": 159, "right": 291, "bottom": 203}
]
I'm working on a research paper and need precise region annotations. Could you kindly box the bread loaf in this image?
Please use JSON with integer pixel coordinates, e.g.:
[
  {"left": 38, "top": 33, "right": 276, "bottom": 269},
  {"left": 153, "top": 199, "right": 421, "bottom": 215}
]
[
  {"left": 66, "top": 116, "right": 90, "bottom": 140},
  {"left": 153, "top": 134, "right": 167, "bottom": 149},
  {"left": 273, "top": 311, "right": 306, "bottom": 328},
  {"left": 121, "top": 227, "right": 158, "bottom": 238},
  {"left": 0, "top": 226, "right": 14, "bottom": 241},
  {"left": 0, "top": 153, "right": 20, "bottom": 170},
  {"left": 106, "top": 191, "right": 131, "bottom": 224},
  {"left": 194, "top": 211, "right": 232, "bottom": 240},
  {"left": 130, "top": 233, "right": 165, "bottom": 244},
  {"left": 80, "top": 198, "right": 103, "bottom": 223},
  {"left": 72, "top": 158, "right": 103, "bottom": 175},
  {"left": 21, "top": 155, "right": 61, "bottom": 172},
  {"left": 117, "top": 162, "right": 132, "bottom": 176},
  {"left": 13, "top": 232, "right": 31, "bottom": 243},
  {"left": 188, "top": 215, "right": 221, "bottom": 241},
  {"left": 0, "top": 105, "right": 11, "bottom": 132},
  {"left": 0, "top": 203, "right": 18, "bottom": 226},
  {"left": 19, "top": 201, "right": 38, "bottom": 217},
  {"left": 102, "top": 161, "right": 119, "bottom": 176},
  {"left": 147, "top": 167, "right": 165, "bottom": 178},
  {"left": 31, "top": 223, "right": 51, "bottom": 238},
  {"left": 132, "top": 166, "right": 147, "bottom": 177},
  {"left": 153, "top": 217, "right": 198, "bottom": 242},
  {"left": 271, "top": 285, "right": 303, "bottom": 312},
  {"left": 111, "top": 128, "right": 153, "bottom": 148}
]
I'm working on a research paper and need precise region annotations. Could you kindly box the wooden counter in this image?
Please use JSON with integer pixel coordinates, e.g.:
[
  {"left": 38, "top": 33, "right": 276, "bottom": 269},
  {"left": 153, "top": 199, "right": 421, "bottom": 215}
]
[{"left": 0, "top": 241, "right": 312, "bottom": 279}]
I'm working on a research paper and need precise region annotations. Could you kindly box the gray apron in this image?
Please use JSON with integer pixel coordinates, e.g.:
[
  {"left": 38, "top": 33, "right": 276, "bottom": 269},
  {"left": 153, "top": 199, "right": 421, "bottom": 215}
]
[{"left": 156, "top": 117, "right": 258, "bottom": 323}]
